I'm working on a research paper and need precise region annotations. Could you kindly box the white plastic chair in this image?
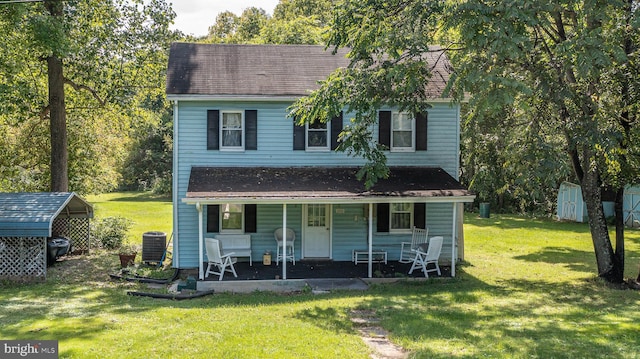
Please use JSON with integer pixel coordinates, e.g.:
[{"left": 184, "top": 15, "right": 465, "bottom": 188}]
[
  {"left": 205, "top": 238, "right": 237, "bottom": 281},
  {"left": 399, "top": 227, "right": 429, "bottom": 263},
  {"left": 409, "top": 236, "right": 443, "bottom": 277},
  {"left": 274, "top": 228, "right": 295, "bottom": 266}
]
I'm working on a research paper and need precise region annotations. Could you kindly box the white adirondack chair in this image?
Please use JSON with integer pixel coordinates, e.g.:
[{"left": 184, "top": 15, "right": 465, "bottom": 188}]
[
  {"left": 399, "top": 227, "right": 429, "bottom": 263},
  {"left": 409, "top": 236, "right": 443, "bottom": 278},
  {"left": 205, "top": 237, "right": 237, "bottom": 281}
]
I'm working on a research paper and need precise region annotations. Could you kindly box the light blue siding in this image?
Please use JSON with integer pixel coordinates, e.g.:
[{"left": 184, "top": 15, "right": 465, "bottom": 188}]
[
  {"left": 174, "top": 100, "right": 462, "bottom": 268},
  {"left": 176, "top": 203, "right": 457, "bottom": 267}
]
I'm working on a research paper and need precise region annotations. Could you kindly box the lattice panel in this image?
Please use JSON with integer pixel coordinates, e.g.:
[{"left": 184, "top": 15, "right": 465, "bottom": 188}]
[
  {"left": 0, "top": 237, "right": 46, "bottom": 281},
  {"left": 52, "top": 217, "right": 91, "bottom": 253}
]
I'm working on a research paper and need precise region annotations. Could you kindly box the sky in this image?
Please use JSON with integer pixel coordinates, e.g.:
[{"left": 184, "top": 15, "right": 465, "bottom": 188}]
[{"left": 169, "top": 0, "right": 281, "bottom": 37}]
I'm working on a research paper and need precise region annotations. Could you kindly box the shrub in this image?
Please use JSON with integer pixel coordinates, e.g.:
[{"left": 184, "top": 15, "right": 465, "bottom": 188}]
[{"left": 91, "top": 216, "right": 133, "bottom": 249}]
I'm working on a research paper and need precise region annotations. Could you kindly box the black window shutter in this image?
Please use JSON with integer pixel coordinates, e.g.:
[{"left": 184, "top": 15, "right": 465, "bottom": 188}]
[
  {"left": 415, "top": 112, "right": 428, "bottom": 151},
  {"left": 293, "top": 118, "right": 305, "bottom": 150},
  {"left": 244, "top": 204, "right": 257, "bottom": 233},
  {"left": 331, "top": 112, "right": 343, "bottom": 150},
  {"left": 414, "top": 203, "right": 426, "bottom": 229},
  {"left": 376, "top": 203, "right": 390, "bottom": 232},
  {"left": 207, "top": 110, "right": 219, "bottom": 150},
  {"left": 245, "top": 110, "right": 258, "bottom": 150},
  {"left": 206, "top": 205, "right": 219, "bottom": 232},
  {"left": 378, "top": 111, "right": 391, "bottom": 148}
]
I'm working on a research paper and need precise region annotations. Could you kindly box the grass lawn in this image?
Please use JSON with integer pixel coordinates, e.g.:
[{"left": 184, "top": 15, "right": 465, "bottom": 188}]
[
  {"left": 85, "top": 192, "right": 173, "bottom": 244},
  {"left": 1, "top": 192, "right": 640, "bottom": 358}
]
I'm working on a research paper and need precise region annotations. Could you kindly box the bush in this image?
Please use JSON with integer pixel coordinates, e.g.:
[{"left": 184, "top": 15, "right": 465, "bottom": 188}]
[{"left": 91, "top": 216, "right": 133, "bottom": 249}]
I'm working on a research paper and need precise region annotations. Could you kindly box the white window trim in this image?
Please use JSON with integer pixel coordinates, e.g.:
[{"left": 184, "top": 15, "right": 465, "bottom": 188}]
[
  {"left": 305, "top": 119, "right": 331, "bottom": 152},
  {"left": 220, "top": 110, "right": 245, "bottom": 151},
  {"left": 389, "top": 202, "right": 414, "bottom": 233},
  {"left": 220, "top": 203, "right": 244, "bottom": 234},
  {"left": 390, "top": 112, "right": 415, "bottom": 152}
]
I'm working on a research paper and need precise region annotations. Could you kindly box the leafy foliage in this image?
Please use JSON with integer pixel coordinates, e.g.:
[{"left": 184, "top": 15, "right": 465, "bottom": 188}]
[
  {"left": 0, "top": 0, "right": 179, "bottom": 194},
  {"left": 91, "top": 216, "right": 133, "bottom": 250},
  {"left": 203, "top": 0, "right": 331, "bottom": 45}
]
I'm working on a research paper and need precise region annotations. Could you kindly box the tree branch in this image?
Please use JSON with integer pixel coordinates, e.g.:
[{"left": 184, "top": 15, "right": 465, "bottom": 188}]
[{"left": 64, "top": 78, "right": 106, "bottom": 106}]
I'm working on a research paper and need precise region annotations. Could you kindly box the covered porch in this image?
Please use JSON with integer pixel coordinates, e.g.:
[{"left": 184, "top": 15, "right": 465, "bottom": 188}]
[
  {"left": 182, "top": 166, "right": 475, "bottom": 281},
  {"left": 200, "top": 259, "right": 452, "bottom": 281}
]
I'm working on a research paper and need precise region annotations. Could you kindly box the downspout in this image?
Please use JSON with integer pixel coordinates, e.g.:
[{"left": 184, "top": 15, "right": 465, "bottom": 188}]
[
  {"left": 368, "top": 202, "right": 373, "bottom": 278},
  {"left": 282, "top": 203, "right": 287, "bottom": 280},
  {"left": 455, "top": 103, "right": 461, "bottom": 180},
  {"left": 451, "top": 202, "right": 457, "bottom": 277},
  {"left": 196, "top": 202, "right": 204, "bottom": 279},
  {"left": 172, "top": 100, "right": 180, "bottom": 268}
]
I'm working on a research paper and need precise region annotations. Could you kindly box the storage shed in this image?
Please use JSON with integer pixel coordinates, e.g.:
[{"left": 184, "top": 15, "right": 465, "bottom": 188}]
[
  {"left": 623, "top": 186, "right": 640, "bottom": 228},
  {"left": 0, "top": 192, "right": 93, "bottom": 281},
  {"left": 557, "top": 182, "right": 584, "bottom": 222},
  {"left": 556, "top": 182, "right": 640, "bottom": 225}
]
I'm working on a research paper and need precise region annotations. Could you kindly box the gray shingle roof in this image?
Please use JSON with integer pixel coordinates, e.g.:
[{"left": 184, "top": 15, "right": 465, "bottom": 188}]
[
  {"left": 166, "top": 43, "right": 452, "bottom": 98},
  {"left": 185, "top": 167, "right": 474, "bottom": 202}
]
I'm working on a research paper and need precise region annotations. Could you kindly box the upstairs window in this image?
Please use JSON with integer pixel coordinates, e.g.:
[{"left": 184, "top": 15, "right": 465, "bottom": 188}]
[
  {"left": 391, "top": 112, "right": 415, "bottom": 152},
  {"left": 293, "top": 112, "right": 343, "bottom": 151},
  {"left": 221, "top": 111, "right": 244, "bottom": 150},
  {"left": 378, "top": 110, "right": 428, "bottom": 151},
  {"left": 207, "top": 110, "right": 257, "bottom": 151},
  {"left": 306, "top": 121, "right": 330, "bottom": 151}
]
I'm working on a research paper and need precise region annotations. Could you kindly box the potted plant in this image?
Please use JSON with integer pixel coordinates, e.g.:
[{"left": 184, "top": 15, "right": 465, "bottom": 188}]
[{"left": 118, "top": 242, "right": 138, "bottom": 267}]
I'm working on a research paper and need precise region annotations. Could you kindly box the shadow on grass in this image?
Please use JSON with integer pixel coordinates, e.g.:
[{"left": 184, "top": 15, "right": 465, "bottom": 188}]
[
  {"left": 347, "top": 272, "right": 639, "bottom": 358},
  {"left": 513, "top": 246, "right": 595, "bottom": 272},
  {"left": 3, "top": 208, "right": 640, "bottom": 358},
  {"left": 106, "top": 192, "right": 171, "bottom": 202},
  {"left": 465, "top": 213, "right": 592, "bottom": 234}
]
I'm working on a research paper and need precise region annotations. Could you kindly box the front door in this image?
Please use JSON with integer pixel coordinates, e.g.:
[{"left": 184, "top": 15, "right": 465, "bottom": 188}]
[{"left": 303, "top": 204, "right": 331, "bottom": 258}]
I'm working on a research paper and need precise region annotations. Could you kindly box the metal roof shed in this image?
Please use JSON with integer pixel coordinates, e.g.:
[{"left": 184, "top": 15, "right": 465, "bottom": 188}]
[{"left": 0, "top": 192, "right": 93, "bottom": 281}]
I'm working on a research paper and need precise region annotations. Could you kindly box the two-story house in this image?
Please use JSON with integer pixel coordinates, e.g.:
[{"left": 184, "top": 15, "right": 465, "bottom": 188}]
[{"left": 166, "top": 43, "right": 474, "bottom": 281}]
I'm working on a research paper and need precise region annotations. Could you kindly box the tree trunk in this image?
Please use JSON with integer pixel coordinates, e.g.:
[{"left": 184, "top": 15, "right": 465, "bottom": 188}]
[
  {"left": 580, "top": 169, "right": 620, "bottom": 282},
  {"left": 613, "top": 187, "right": 625, "bottom": 282},
  {"left": 45, "top": 0, "right": 68, "bottom": 192},
  {"left": 47, "top": 55, "right": 68, "bottom": 192}
]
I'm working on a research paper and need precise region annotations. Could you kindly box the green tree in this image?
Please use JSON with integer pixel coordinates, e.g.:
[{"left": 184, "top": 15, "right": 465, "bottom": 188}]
[
  {"left": 204, "top": 0, "right": 333, "bottom": 45},
  {"left": 0, "top": 0, "right": 177, "bottom": 193},
  {"left": 449, "top": 0, "right": 639, "bottom": 283},
  {"left": 260, "top": 0, "right": 332, "bottom": 44},
  {"left": 290, "top": 0, "right": 445, "bottom": 187},
  {"left": 237, "top": 7, "right": 269, "bottom": 42},
  {"left": 272, "top": 0, "right": 333, "bottom": 24},
  {"left": 290, "top": 0, "right": 640, "bottom": 283},
  {"left": 207, "top": 11, "right": 239, "bottom": 42}
]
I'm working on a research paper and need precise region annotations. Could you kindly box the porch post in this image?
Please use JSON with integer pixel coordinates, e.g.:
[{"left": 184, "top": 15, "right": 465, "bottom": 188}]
[
  {"left": 196, "top": 202, "right": 204, "bottom": 280},
  {"left": 282, "top": 203, "right": 287, "bottom": 280},
  {"left": 451, "top": 202, "right": 457, "bottom": 277},
  {"left": 368, "top": 202, "right": 373, "bottom": 278}
]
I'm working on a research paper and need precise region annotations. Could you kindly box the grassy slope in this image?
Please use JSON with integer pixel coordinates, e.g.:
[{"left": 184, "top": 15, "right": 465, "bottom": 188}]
[
  {"left": 1, "top": 193, "right": 639, "bottom": 358},
  {"left": 85, "top": 192, "right": 173, "bottom": 244}
]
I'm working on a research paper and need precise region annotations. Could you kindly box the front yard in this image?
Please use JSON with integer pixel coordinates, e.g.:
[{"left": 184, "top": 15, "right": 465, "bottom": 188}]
[{"left": 1, "top": 193, "right": 639, "bottom": 358}]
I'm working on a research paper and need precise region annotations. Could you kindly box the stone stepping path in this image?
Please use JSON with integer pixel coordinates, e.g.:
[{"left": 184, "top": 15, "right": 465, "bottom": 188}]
[{"left": 349, "top": 309, "right": 408, "bottom": 359}]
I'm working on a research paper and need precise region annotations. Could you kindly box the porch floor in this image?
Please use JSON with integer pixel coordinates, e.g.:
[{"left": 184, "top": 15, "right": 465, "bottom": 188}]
[{"left": 202, "top": 259, "right": 450, "bottom": 281}]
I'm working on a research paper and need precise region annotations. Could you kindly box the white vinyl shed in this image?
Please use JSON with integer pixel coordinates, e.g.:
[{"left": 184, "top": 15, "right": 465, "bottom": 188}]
[
  {"left": 557, "top": 182, "right": 640, "bottom": 225},
  {"left": 0, "top": 192, "right": 93, "bottom": 281}
]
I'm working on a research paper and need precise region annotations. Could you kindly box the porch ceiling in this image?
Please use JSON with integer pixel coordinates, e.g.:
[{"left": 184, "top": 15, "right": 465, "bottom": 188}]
[{"left": 184, "top": 166, "right": 475, "bottom": 204}]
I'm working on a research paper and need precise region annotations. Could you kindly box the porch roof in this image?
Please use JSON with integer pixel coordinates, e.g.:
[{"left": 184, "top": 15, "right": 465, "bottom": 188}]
[{"left": 183, "top": 166, "right": 475, "bottom": 204}]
